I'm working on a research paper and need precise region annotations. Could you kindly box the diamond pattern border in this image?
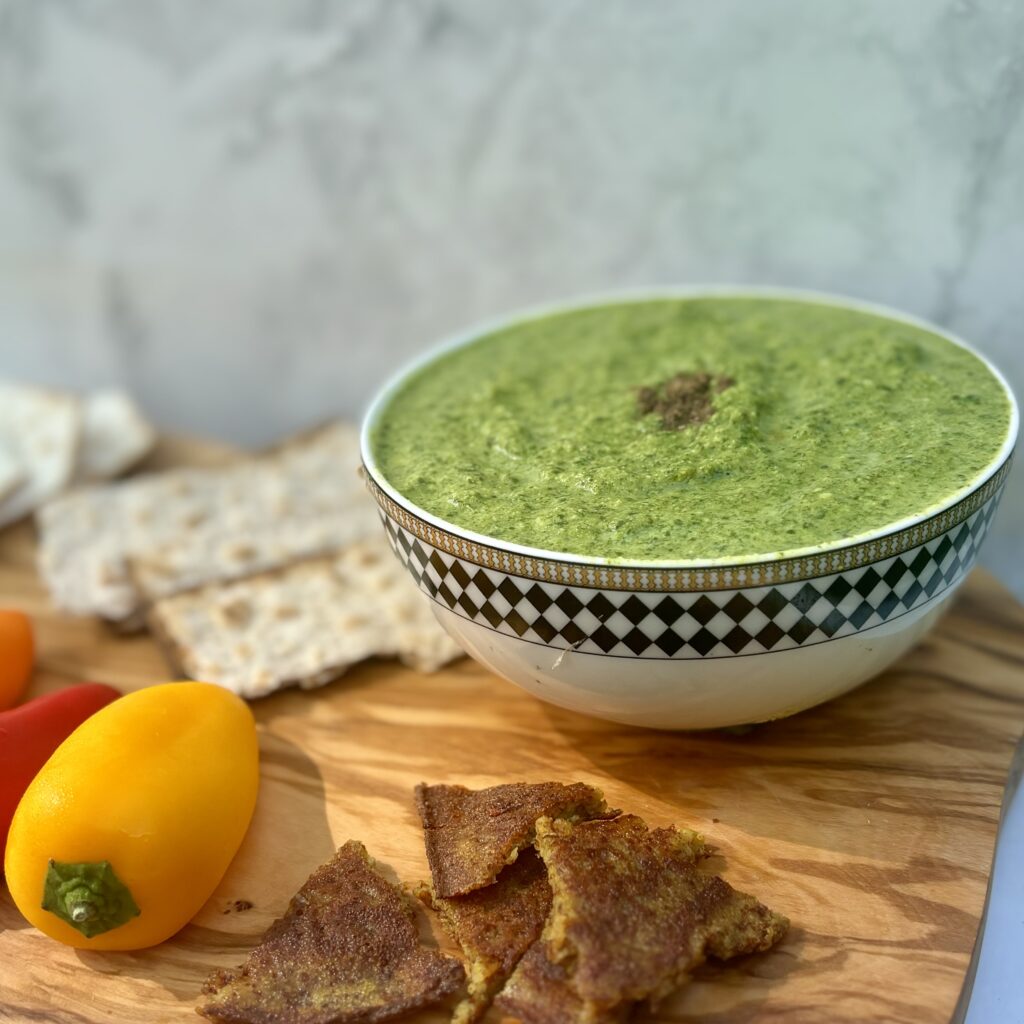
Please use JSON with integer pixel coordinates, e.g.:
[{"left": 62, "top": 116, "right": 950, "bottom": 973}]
[
  {"left": 378, "top": 484, "right": 1005, "bottom": 660},
  {"left": 364, "top": 456, "right": 1011, "bottom": 592}
]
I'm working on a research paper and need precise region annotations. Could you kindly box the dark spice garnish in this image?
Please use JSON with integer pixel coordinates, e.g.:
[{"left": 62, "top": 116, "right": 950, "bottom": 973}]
[{"left": 636, "top": 372, "right": 734, "bottom": 430}]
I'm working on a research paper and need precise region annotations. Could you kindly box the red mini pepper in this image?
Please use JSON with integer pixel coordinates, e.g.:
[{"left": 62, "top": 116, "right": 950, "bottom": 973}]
[{"left": 0, "top": 683, "right": 121, "bottom": 860}]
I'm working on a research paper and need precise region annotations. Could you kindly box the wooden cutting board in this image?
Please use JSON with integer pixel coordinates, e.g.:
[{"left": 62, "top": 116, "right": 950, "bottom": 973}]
[{"left": 1, "top": 437, "right": 1022, "bottom": 1024}]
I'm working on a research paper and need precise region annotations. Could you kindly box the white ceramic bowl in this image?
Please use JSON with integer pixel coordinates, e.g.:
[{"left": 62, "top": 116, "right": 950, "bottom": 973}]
[{"left": 361, "top": 287, "right": 1018, "bottom": 729}]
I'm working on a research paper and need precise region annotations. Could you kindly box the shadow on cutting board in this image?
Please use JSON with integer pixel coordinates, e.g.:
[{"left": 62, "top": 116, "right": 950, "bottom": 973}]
[
  {"left": 538, "top": 641, "right": 1016, "bottom": 865},
  {"left": 0, "top": 892, "right": 32, "bottom": 935},
  {"left": 73, "top": 731, "right": 334, "bottom": 1004}
]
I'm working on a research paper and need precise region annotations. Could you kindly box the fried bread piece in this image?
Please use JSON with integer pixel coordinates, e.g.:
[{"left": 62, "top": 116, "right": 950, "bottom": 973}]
[
  {"left": 414, "top": 782, "right": 617, "bottom": 899},
  {"left": 415, "top": 849, "right": 552, "bottom": 1024},
  {"left": 493, "top": 941, "right": 628, "bottom": 1024},
  {"left": 197, "top": 841, "right": 465, "bottom": 1024},
  {"left": 535, "top": 814, "right": 788, "bottom": 1015}
]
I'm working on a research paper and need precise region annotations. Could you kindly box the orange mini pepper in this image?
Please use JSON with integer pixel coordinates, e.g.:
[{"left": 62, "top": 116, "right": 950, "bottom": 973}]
[{"left": 0, "top": 609, "right": 33, "bottom": 709}]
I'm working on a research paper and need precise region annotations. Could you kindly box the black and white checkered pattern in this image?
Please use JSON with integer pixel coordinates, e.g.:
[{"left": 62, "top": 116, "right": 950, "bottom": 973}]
[{"left": 380, "top": 490, "right": 1002, "bottom": 659}]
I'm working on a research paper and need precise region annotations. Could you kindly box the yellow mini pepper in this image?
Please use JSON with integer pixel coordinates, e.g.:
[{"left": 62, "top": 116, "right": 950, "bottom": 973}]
[{"left": 4, "top": 681, "right": 259, "bottom": 950}]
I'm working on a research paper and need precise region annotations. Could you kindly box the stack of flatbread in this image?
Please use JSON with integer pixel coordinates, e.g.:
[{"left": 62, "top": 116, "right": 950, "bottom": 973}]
[
  {"left": 36, "top": 421, "right": 462, "bottom": 698},
  {"left": 0, "top": 384, "right": 155, "bottom": 528}
]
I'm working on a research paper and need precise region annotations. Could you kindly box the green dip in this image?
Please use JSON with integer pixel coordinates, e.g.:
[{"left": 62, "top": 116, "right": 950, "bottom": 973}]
[{"left": 372, "top": 297, "right": 1011, "bottom": 561}]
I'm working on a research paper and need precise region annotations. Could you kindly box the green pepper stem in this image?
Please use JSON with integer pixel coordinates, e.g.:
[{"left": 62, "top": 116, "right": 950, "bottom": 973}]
[
  {"left": 41, "top": 860, "right": 140, "bottom": 938},
  {"left": 69, "top": 902, "right": 96, "bottom": 923}
]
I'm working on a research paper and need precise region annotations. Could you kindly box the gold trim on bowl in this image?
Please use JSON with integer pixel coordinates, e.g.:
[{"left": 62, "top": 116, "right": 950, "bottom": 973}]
[{"left": 363, "top": 457, "right": 1012, "bottom": 593}]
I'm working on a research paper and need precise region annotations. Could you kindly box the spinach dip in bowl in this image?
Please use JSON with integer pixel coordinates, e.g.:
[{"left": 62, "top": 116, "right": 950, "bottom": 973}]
[{"left": 362, "top": 288, "right": 1016, "bottom": 728}]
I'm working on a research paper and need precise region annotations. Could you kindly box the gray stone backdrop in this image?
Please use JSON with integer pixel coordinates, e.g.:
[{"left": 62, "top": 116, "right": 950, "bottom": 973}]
[{"left": 1, "top": 1, "right": 1021, "bottom": 593}]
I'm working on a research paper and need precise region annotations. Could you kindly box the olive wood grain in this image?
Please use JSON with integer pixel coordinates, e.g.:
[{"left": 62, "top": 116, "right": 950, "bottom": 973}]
[{"left": 0, "top": 436, "right": 1021, "bottom": 1024}]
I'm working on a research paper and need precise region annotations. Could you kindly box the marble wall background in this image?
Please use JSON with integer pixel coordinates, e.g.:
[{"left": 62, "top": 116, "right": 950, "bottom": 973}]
[{"left": 1, "top": 0, "right": 1021, "bottom": 593}]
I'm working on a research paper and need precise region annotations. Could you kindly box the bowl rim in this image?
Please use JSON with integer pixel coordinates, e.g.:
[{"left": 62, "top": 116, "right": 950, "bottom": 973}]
[{"left": 360, "top": 284, "right": 1019, "bottom": 571}]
